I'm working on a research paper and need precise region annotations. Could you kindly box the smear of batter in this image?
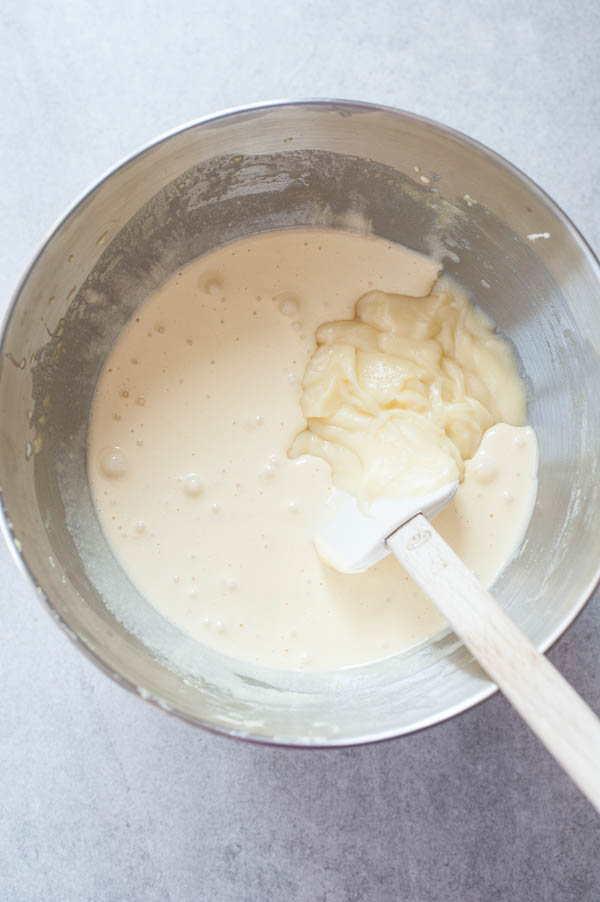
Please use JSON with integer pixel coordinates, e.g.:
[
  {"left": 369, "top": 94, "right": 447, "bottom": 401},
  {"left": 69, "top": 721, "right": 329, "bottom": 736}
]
[{"left": 88, "top": 229, "right": 537, "bottom": 671}]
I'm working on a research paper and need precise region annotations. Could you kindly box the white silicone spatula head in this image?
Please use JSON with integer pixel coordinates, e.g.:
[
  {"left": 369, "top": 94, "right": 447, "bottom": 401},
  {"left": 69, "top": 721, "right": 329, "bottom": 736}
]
[
  {"left": 315, "top": 480, "right": 459, "bottom": 573},
  {"left": 316, "top": 480, "right": 600, "bottom": 813}
]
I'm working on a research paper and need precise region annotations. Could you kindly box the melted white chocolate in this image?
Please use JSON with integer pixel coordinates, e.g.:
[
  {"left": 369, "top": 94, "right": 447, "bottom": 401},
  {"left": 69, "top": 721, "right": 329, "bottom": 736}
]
[{"left": 88, "top": 229, "right": 537, "bottom": 671}]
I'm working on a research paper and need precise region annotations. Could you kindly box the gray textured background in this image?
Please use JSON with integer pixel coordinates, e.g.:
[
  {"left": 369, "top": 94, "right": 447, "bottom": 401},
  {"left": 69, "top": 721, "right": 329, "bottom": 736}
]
[{"left": 2, "top": 1, "right": 600, "bottom": 900}]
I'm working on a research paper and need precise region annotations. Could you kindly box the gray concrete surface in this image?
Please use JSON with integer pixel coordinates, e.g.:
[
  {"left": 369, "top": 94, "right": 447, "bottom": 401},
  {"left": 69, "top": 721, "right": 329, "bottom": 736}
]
[{"left": 1, "top": 1, "right": 600, "bottom": 899}]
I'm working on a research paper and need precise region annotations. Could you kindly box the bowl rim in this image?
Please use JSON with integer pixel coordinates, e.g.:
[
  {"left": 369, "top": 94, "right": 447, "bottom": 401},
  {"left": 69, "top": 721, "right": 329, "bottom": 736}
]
[{"left": 2, "top": 97, "right": 600, "bottom": 748}]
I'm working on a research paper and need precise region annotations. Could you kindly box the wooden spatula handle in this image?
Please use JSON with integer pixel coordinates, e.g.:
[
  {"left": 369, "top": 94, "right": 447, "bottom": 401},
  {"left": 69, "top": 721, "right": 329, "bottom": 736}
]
[{"left": 387, "top": 513, "right": 600, "bottom": 812}]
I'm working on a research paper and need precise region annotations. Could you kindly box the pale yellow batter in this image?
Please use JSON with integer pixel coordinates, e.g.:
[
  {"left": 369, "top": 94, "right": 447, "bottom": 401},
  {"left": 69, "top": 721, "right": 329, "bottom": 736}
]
[
  {"left": 88, "top": 229, "right": 537, "bottom": 671},
  {"left": 290, "top": 278, "right": 526, "bottom": 508}
]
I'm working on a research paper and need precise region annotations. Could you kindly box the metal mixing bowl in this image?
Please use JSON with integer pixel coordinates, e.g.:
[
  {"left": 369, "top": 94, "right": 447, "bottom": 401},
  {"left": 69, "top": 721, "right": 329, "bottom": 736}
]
[{"left": 2, "top": 100, "right": 600, "bottom": 746}]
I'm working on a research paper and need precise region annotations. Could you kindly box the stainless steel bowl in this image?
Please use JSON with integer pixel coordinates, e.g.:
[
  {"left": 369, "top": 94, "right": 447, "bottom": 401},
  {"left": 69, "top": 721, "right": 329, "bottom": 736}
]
[{"left": 2, "top": 100, "right": 600, "bottom": 746}]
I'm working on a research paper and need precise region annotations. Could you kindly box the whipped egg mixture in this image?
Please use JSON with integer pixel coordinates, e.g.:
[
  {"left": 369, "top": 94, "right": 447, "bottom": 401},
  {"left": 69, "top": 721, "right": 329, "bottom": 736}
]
[{"left": 88, "top": 229, "right": 537, "bottom": 671}]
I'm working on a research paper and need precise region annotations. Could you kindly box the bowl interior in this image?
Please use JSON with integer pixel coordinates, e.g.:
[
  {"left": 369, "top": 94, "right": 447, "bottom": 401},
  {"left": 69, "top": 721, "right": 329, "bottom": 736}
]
[{"left": 2, "top": 102, "right": 600, "bottom": 745}]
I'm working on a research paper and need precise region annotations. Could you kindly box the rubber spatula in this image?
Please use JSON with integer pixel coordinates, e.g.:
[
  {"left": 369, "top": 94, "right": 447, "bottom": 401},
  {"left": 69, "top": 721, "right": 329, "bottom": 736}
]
[{"left": 318, "top": 482, "right": 600, "bottom": 812}]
